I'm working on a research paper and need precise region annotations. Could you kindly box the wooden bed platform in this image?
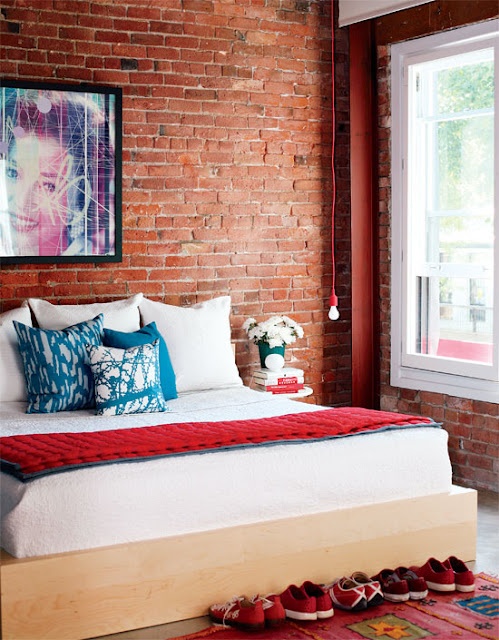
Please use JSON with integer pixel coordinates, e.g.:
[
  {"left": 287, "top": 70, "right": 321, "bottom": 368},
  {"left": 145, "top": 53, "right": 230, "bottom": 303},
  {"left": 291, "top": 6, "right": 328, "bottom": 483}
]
[{"left": 0, "top": 485, "right": 476, "bottom": 640}]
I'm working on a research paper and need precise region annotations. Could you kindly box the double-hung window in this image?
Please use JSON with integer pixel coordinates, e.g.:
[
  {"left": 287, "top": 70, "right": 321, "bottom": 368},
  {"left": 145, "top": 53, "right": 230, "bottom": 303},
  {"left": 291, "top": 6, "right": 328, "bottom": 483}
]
[{"left": 391, "top": 20, "right": 498, "bottom": 403}]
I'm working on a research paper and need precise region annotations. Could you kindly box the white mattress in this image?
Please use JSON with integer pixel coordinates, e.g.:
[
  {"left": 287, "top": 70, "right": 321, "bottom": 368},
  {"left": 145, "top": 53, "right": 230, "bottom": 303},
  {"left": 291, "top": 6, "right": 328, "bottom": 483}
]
[{"left": 0, "top": 387, "right": 452, "bottom": 558}]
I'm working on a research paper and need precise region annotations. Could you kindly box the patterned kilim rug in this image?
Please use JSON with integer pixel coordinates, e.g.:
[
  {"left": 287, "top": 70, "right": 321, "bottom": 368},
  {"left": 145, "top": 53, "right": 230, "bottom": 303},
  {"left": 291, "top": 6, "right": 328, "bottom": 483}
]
[{"left": 173, "top": 573, "right": 498, "bottom": 640}]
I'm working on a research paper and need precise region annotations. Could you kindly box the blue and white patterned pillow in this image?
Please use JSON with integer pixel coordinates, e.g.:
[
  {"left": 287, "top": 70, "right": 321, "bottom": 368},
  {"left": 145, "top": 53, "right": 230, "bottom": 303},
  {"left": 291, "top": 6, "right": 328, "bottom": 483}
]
[
  {"left": 14, "top": 315, "right": 104, "bottom": 414},
  {"left": 86, "top": 340, "right": 168, "bottom": 416},
  {"left": 103, "top": 322, "right": 177, "bottom": 400}
]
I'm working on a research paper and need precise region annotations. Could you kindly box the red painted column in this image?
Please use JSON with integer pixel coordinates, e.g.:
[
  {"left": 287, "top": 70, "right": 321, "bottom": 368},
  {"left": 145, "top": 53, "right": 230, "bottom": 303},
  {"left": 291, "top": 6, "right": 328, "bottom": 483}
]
[{"left": 349, "top": 20, "right": 379, "bottom": 408}]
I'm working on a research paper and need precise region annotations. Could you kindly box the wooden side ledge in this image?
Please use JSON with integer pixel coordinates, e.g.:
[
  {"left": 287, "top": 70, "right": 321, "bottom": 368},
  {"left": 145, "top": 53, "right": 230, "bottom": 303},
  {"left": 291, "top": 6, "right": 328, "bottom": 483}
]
[{"left": 0, "top": 486, "right": 477, "bottom": 640}]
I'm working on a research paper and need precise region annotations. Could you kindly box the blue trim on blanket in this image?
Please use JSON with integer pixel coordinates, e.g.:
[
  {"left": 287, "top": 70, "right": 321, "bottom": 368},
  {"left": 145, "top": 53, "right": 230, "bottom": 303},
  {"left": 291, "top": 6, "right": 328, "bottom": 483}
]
[{"left": 0, "top": 420, "right": 441, "bottom": 482}]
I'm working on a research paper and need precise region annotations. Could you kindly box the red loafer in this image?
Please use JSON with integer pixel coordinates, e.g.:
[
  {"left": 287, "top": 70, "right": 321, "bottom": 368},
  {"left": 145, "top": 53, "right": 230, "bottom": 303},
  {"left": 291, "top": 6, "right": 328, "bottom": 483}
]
[
  {"left": 371, "top": 569, "right": 410, "bottom": 603},
  {"left": 393, "top": 566, "right": 428, "bottom": 600},
  {"left": 280, "top": 584, "right": 317, "bottom": 621},
  {"left": 412, "top": 557, "right": 455, "bottom": 592},
  {"left": 301, "top": 581, "right": 334, "bottom": 619},
  {"left": 444, "top": 556, "right": 475, "bottom": 592}
]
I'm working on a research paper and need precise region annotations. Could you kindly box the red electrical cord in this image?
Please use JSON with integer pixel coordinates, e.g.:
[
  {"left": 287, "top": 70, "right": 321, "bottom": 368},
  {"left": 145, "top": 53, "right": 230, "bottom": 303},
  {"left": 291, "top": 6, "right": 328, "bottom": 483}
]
[{"left": 329, "top": 1, "right": 339, "bottom": 321}]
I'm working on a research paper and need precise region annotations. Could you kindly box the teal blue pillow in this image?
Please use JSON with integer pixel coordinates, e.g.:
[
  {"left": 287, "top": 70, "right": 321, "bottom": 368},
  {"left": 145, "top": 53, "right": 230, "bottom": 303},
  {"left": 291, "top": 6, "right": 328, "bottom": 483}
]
[
  {"left": 103, "top": 322, "right": 177, "bottom": 400},
  {"left": 86, "top": 340, "right": 168, "bottom": 416},
  {"left": 14, "top": 314, "right": 104, "bottom": 414}
]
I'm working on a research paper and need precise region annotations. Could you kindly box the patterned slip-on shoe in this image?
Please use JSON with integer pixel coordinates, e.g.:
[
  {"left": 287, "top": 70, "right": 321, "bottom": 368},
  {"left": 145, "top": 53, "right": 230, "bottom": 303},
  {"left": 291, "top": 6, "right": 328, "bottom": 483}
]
[
  {"left": 280, "top": 584, "right": 317, "bottom": 621},
  {"left": 444, "top": 556, "right": 475, "bottom": 592},
  {"left": 412, "top": 557, "right": 455, "bottom": 592},
  {"left": 326, "top": 577, "right": 367, "bottom": 612},
  {"left": 371, "top": 569, "right": 410, "bottom": 603},
  {"left": 394, "top": 567, "right": 428, "bottom": 600},
  {"left": 351, "top": 571, "right": 384, "bottom": 607},
  {"left": 209, "top": 596, "right": 265, "bottom": 631},
  {"left": 301, "top": 581, "right": 334, "bottom": 619}
]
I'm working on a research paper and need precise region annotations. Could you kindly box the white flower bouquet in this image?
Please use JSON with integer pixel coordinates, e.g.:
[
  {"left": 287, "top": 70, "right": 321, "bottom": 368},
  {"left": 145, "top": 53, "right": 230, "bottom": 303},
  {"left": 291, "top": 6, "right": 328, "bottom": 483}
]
[{"left": 242, "top": 315, "right": 304, "bottom": 348}]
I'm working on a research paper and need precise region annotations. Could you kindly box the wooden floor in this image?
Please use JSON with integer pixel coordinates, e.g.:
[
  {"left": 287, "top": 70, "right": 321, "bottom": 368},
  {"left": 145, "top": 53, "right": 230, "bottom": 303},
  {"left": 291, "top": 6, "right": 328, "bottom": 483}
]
[{"left": 94, "top": 490, "right": 498, "bottom": 640}]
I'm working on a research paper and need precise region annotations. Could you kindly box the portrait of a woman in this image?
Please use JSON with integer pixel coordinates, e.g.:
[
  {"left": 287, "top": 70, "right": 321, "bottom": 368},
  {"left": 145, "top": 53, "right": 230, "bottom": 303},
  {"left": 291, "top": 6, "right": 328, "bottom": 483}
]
[{"left": 0, "top": 84, "right": 119, "bottom": 260}]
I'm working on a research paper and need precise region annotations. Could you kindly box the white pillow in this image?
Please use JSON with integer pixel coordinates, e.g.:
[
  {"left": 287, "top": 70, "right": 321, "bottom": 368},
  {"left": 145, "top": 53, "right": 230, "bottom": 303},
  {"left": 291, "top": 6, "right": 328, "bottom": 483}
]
[
  {"left": 0, "top": 304, "right": 32, "bottom": 402},
  {"left": 28, "top": 294, "right": 143, "bottom": 331},
  {"left": 139, "top": 296, "right": 242, "bottom": 393}
]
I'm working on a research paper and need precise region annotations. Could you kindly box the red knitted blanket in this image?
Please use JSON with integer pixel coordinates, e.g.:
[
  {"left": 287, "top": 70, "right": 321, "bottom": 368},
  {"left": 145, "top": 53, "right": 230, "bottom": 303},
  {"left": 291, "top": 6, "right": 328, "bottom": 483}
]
[{"left": 0, "top": 407, "right": 437, "bottom": 481}]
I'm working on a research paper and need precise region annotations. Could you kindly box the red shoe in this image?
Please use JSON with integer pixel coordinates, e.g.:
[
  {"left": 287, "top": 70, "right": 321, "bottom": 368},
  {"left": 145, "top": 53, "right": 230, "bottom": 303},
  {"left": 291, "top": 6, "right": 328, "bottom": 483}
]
[
  {"left": 326, "top": 577, "right": 367, "bottom": 611},
  {"left": 371, "top": 569, "right": 410, "bottom": 602},
  {"left": 251, "top": 594, "right": 286, "bottom": 627},
  {"left": 209, "top": 596, "right": 265, "bottom": 630},
  {"left": 280, "top": 584, "right": 317, "bottom": 620},
  {"left": 350, "top": 571, "right": 384, "bottom": 607},
  {"left": 412, "top": 558, "right": 455, "bottom": 592},
  {"left": 393, "top": 567, "right": 428, "bottom": 600},
  {"left": 301, "top": 581, "right": 334, "bottom": 619},
  {"left": 444, "top": 556, "right": 475, "bottom": 592}
]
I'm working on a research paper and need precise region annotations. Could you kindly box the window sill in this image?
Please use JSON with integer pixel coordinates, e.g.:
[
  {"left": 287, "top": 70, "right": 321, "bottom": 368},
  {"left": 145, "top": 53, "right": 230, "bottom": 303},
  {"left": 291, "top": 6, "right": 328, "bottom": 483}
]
[{"left": 391, "top": 365, "right": 499, "bottom": 404}]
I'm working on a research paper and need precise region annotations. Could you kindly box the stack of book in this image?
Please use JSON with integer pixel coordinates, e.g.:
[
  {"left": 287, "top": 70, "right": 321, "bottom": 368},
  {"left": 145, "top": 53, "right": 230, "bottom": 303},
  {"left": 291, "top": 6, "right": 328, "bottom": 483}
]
[{"left": 253, "top": 367, "right": 305, "bottom": 394}]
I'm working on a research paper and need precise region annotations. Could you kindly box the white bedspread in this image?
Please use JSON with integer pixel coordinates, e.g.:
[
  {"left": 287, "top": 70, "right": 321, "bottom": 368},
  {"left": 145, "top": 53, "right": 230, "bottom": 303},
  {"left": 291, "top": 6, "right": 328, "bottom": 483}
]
[{"left": 0, "top": 387, "right": 452, "bottom": 558}]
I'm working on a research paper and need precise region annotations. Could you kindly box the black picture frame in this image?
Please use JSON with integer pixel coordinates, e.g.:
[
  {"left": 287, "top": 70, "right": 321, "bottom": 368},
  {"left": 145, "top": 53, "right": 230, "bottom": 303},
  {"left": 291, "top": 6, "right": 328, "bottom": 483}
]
[{"left": 0, "top": 79, "right": 122, "bottom": 264}]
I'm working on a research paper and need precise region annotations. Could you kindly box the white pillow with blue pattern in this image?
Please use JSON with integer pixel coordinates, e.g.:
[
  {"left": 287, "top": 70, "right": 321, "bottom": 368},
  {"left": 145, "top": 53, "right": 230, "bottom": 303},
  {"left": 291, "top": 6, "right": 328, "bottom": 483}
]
[
  {"left": 14, "top": 315, "right": 104, "bottom": 414},
  {"left": 86, "top": 340, "right": 168, "bottom": 416}
]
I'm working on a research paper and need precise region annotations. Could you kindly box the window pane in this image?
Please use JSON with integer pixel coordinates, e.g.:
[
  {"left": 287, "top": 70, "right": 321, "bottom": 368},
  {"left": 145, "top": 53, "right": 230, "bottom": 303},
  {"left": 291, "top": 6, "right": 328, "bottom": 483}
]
[
  {"left": 409, "top": 48, "right": 495, "bottom": 367},
  {"left": 437, "top": 115, "right": 494, "bottom": 211},
  {"left": 436, "top": 58, "right": 494, "bottom": 115},
  {"left": 414, "top": 275, "right": 493, "bottom": 364}
]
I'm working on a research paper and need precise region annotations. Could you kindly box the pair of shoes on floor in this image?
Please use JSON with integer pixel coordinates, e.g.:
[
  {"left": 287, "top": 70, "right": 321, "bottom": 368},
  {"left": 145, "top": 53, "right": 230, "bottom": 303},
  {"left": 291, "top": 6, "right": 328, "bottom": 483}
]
[
  {"left": 325, "top": 572, "right": 383, "bottom": 611},
  {"left": 279, "top": 581, "right": 334, "bottom": 621},
  {"left": 371, "top": 567, "right": 428, "bottom": 602},
  {"left": 411, "top": 556, "right": 475, "bottom": 593},
  {"left": 209, "top": 594, "right": 285, "bottom": 630}
]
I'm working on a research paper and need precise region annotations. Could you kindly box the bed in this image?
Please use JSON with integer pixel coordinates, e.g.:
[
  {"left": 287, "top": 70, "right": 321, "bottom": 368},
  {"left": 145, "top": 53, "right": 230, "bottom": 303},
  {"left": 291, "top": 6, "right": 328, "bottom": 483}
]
[{"left": 0, "top": 295, "right": 477, "bottom": 640}]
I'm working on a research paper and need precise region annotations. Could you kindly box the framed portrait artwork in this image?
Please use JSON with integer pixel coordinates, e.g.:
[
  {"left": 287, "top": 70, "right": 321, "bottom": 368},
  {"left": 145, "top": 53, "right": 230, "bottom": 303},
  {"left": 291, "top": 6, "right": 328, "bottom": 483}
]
[{"left": 0, "top": 80, "right": 122, "bottom": 264}]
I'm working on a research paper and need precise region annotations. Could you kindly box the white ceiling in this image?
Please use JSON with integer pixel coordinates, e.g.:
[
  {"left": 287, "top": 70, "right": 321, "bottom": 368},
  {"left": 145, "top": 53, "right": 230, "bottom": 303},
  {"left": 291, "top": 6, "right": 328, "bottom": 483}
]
[{"left": 338, "top": 0, "right": 433, "bottom": 27}]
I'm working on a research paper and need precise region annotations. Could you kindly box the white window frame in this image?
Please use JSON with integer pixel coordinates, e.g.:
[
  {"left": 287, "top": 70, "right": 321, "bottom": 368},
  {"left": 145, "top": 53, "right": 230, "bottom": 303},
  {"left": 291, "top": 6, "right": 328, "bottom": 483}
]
[{"left": 391, "top": 20, "right": 499, "bottom": 404}]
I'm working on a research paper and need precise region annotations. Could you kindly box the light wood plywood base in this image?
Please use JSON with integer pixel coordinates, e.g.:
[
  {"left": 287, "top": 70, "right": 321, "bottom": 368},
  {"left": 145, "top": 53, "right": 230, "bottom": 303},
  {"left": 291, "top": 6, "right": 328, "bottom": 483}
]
[{"left": 0, "top": 485, "right": 476, "bottom": 640}]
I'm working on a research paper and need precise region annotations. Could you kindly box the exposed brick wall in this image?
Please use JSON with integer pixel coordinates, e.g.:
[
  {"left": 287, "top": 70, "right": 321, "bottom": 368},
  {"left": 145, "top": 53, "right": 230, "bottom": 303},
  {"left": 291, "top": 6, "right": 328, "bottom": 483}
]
[
  {"left": 375, "top": 2, "right": 499, "bottom": 492},
  {"left": 0, "top": 0, "right": 352, "bottom": 407}
]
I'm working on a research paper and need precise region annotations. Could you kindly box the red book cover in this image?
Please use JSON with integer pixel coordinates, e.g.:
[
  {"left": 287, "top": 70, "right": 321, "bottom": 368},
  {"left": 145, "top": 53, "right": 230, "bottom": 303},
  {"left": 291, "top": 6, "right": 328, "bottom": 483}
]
[
  {"left": 253, "top": 375, "right": 304, "bottom": 385},
  {"left": 263, "top": 383, "right": 305, "bottom": 393},
  {"left": 277, "top": 376, "right": 299, "bottom": 385}
]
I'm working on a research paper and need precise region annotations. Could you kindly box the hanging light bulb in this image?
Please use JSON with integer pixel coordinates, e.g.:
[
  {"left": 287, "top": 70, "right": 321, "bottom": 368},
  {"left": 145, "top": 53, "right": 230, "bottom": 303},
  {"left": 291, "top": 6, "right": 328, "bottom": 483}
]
[
  {"left": 328, "top": 305, "right": 340, "bottom": 321},
  {"left": 329, "top": 293, "right": 339, "bottom": 321}
]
